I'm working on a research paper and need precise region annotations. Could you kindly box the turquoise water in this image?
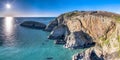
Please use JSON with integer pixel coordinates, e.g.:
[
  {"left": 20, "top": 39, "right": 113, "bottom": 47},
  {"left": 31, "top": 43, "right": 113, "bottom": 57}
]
[{"left": 0, "top": 17, "right": 84, "bottom": 60}]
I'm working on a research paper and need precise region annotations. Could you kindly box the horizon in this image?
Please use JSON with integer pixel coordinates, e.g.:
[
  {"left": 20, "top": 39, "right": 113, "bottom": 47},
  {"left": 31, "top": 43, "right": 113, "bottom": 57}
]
[{"left": 0, "top": 0, "right": 120, "bottom": 17}]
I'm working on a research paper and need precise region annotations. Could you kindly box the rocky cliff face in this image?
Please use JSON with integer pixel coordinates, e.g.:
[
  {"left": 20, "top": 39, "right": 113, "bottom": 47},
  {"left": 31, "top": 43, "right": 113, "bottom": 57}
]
[{"left": 46, "top": 11, "right": 120, "bottom": 60}]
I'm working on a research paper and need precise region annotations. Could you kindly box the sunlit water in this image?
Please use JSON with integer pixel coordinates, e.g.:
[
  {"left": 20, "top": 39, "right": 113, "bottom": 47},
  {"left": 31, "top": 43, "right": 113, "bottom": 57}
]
[{"left": 0, "top": 17, "right": 85, "bottom": 60}]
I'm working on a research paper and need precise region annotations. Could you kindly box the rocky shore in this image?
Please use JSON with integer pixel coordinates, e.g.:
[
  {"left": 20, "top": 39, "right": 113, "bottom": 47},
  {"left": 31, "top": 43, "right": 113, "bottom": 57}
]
[
  {"left": 20, "top": 11, "right": 120, "bottom": 60},
  {"left": 45, "top": 11, "right": 120, "bottom": 60}
]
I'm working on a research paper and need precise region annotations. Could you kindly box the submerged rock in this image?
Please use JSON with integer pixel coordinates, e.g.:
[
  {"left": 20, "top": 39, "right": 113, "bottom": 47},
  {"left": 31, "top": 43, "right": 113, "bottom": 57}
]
[
  {"left": 20, "top": 21, "right": 46, "bottom": 30},
  {"left": 46, "top": 57, "right": 53, "bottom": 60}
]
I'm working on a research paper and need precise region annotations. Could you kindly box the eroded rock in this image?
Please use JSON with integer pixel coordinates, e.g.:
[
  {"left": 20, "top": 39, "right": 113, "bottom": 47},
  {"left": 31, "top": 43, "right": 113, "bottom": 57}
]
[
  {"left": 64, "top": 31, "right": 94, "bottom": 49},
  {"left": 48, "top": 25, "right": 67, "bottom": 40}
]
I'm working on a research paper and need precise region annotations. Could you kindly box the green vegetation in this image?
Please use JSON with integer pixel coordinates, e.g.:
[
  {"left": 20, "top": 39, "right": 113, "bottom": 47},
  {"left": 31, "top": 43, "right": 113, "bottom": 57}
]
[
  {"left": 98, "top": 36, "right": 109, "bottom": 47},
  {"left": 99, "top": 34, "right": 120, "bottom": 57},
  {"left": 117, "top": 48, "right": 120, "bottom": 56},
  {"left": 113, "top": 16, "right": 120, "bottom": 23},
  {"left": 117, "top": 35, "right": 120, "bottom": 57},
  {"left": 118, "top": 36, "right": 120, "bottom": 42},
  {"left": 99, "top": 36, "right": 106, "bottom": 41},
  {"left": 63, "top": 11, "right": 81, "bottom": 18},
  {"left": 104, "top": 39, "right": 109, "bottom": 45}
]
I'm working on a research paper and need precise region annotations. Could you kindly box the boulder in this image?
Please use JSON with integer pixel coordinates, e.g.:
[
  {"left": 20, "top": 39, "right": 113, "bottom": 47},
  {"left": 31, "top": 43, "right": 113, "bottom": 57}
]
[{"left": 20, "top": 21, "right": 46, "bottom": 30}]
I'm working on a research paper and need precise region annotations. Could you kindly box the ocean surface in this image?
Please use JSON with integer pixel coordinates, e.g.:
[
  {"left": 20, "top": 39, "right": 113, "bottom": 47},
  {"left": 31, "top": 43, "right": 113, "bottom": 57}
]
[{"left": 0, "top": 17, "right": 84, "bottom": 60}]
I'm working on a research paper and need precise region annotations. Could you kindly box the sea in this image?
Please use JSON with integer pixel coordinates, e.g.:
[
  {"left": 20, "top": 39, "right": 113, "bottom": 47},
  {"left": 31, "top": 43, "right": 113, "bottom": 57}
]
[{"left": 0, "top": 17, "right": 84, "bottom": 60}]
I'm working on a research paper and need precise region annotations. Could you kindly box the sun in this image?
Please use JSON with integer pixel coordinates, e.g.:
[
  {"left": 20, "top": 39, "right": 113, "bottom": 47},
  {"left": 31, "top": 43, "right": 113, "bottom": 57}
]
[{"left": 6, "top": 3, "right": 11, "bottom": 9}]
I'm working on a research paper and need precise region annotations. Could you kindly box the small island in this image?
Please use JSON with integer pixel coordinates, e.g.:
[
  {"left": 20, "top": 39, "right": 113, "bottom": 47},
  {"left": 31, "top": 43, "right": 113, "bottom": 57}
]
[{"left": 20, "top": 21, "right": 46, "bottom": 30}]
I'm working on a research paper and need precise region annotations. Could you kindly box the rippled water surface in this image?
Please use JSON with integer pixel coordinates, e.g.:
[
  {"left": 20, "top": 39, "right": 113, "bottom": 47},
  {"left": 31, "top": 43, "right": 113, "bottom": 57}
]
[{"left": 0, "top": 17, "right": 84, "bottom": 60}]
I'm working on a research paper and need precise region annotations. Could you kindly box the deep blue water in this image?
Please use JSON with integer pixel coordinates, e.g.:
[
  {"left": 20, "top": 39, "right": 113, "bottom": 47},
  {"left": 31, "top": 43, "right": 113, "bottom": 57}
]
[{"left": 0, "top": 17, "right": 84, "bottom": 60}]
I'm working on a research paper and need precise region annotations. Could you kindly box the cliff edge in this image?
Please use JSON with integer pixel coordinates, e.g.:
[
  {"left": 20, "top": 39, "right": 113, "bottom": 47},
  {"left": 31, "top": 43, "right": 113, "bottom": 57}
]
[{"left": 46, "top": 11, "right": 120, "bottom": 60}]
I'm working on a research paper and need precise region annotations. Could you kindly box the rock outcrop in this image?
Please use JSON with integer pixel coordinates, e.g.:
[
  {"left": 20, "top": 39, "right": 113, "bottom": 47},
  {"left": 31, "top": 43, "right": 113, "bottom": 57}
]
[
  {"left": 48, "top": 25, "right": 67, "bottom": 40},
  {"left": 46, "top": 10, "right": 120, "bottom": 60},
  {"left": 45, "top": 19, "right": 58, "bottom": 32},
  {"left": 20, "top": 21, "right": 46, "bottom": 30},
  {"left": 64, "top": 31, "right": 95, "bottom": 49}
]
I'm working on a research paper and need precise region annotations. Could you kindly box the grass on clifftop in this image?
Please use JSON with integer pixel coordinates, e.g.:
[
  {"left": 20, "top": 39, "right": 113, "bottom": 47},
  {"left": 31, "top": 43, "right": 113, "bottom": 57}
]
[
  {"left": 114, "top": 16, "right": 120, "bottom": 23},
  {"left": 117, "top": 35, "right": 120, "bottom": 57},
  {"left": 99, "top": 36, "right": 109, "bottom": 47},
  {"left": 63, "top": 11, "right": 81, "bottom": 18}
]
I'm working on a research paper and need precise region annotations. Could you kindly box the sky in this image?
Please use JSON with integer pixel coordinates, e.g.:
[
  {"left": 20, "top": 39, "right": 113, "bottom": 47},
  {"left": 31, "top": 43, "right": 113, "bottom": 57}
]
[{"left": 0, "top": 0, "right": 120, "bottom": 17}]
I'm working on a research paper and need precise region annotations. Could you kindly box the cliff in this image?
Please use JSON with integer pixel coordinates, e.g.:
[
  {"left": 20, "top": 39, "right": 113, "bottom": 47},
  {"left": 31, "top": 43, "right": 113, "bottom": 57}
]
[{"left": 46, "top": 11, "right": 120, "bottom": 60}]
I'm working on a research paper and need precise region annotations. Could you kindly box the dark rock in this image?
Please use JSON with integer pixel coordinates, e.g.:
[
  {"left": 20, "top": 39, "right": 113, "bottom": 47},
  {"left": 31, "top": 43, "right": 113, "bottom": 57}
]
[
  {"left": 46, "top": 57, "right": 53, "bottom": 60},
  {"left": 83, "top": 42, "right": 96, "bottom": 48},
  {"left": 45, "top": 19, "right": 58, "bottom": 32},
  {"left": 72, "top": 49, "right": 104, "bottom": 60},
  {"left": 90, "top": 50, "right": 104, "bottom": 60},
  {"left": 54, "top": 40, "right": 66, "bottom": 45},
  {"left": 20, "top": 21, "right": 46, "bottom": 30},
  {"left": 48, "top": 25, "right": 67, "bottom": 40},
  {"left": 72, "top": 53, "right": 84, "bottom": 60},
  {"left": 48, "top": 35, "right": 65, "bottom": 40}
]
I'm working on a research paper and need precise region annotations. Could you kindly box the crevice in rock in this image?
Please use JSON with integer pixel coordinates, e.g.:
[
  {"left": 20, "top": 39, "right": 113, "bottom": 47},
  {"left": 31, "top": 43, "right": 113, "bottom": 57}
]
[{"left": 90, "top": 50, "right": 104, "bottom": 60}]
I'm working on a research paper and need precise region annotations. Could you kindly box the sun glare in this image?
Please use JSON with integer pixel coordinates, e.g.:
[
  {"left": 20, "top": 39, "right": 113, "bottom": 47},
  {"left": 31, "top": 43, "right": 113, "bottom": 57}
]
[
  {"left": 4, "top": 17, "right": 16, "bottom": 46},
  {"left": 6, "top": 3, "right": 11, "bottom": 9},
  {"left": 4, "top": 17, "right": 14, "bottom": 33},
  {"left": 5, "top": 17, "right": 13, "bottom": 20}
]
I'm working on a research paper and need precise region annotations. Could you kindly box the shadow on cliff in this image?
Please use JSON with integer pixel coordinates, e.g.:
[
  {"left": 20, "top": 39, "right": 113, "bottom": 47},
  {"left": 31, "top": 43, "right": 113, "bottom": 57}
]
[
  {"left": 74, "top": 50, "right": 104, "bottom": 60},
  {"left": 72, "top": 31, "right": 96, "bottom": 49},
  {"left": 90, "top": 50, "right": 104, "bottom": 60}
]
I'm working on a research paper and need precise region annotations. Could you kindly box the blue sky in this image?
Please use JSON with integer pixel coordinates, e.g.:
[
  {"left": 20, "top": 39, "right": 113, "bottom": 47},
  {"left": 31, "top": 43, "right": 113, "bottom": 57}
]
[{"left": 0, "top": 0, "right": 120, "bottom": 17}]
